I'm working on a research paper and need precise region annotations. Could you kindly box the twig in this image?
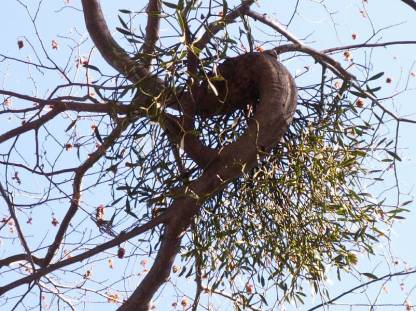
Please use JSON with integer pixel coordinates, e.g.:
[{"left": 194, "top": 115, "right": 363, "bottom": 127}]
[
  {"left": 195, "top": 0, "right": 256, "bottom": 50},
  {"left": 0, "top": 183, "right": 37, "bottom": 272},
  {"left": 42, "top": 121, "right": 129, "bottom": 266},
  {"left": 323, "top": 40, "right": 416, "bottom": 53},
  {"left": 307, "top": 269, "right": 416, "bottom": 311},
  {"left": 244, "top": 9, "right": 302, "bottom": 45},
  {"left": 0, "top": 108, "right": 62, "bottom": 144}
]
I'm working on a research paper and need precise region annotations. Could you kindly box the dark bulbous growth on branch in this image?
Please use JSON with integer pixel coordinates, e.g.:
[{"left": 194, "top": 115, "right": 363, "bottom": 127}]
[
  {"left": 172, "top": 52, "right": 297, "bottom": 171},
  {"left": 195, "top": 53, "right": 261, "bottom": 118}
]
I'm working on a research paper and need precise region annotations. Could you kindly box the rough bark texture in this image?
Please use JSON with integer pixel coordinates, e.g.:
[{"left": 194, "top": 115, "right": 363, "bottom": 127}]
[{"left": 195, "top": 55, "right": 260, "bottom": 117}]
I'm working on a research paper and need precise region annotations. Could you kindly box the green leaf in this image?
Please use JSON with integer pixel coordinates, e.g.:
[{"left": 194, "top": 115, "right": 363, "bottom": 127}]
[
  {"left": 111, "top": 197, "right": 123, "bottom": 206},
  {"left": 118, "top": 15, "right": 129, "bottom": 29},
  {"left": 350, "top": 90, "right": 367, "bottom": 98},
  {"left": 83, "top": 64, "right": 102, "bottom": 74},
  {"left": 125, "top": 199, "right": 138, "bottom": 219},
  {"left": 119, "top": 9, "right": 132, "bottom": 14},
  {"left": 207, "top": 79, "right": 219, "bottom": 96},
  {"left": 387, "top": 208, "right": 410, "bottom": 214},
  {"left": 65, "top": 119, "right": 77, "bottom": 132},
  {"left": 366, "top": 85, "right": 382, "bottom": 93},
  {"left": 94, "top": 127, "right": 103, "bottom": 144},
  {"left": 368, "top": 72, "right": 384, "bottom": 81},
  {"left": 162, "top": 1, "right": 178, "bottom": 9},
  {"left": 362, "top": 272, "right": 378, "bottom": 280},
  {"left": 386, "top": 150, "right": 402, "bottom": 161},
  {"left": 116, "top": 27, "right": 133, "bottom": 36},
  {"left": 178, "top": 266, "right": 186, "bottom": 277},
  {"left": 222, "top": 0, "right": 228, "bottom": 16},
  {"left": 401, "top": 200, "right": 413, "bottom": 207}
]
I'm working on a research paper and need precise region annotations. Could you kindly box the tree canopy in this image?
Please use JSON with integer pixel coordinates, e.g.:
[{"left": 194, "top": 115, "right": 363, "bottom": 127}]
[{"left": 1, "top": 1, "right": 416, "bottom": 310}]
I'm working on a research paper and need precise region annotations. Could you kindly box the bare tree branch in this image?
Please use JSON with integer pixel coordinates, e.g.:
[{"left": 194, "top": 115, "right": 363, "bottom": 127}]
[
  {"left": 307, "top": 269, "right": 416, "bottom": 311},
  {"left": 0, "top": 90, "right": 132, "bottom": 114},
  {"left": 142, "top": 0, "right": 162, "bottom": 69},
  {"left": 0, "top": 212, "right": 169, "bottom": 296},
  {"left": 42, "top": 120, "right": 130, "bottom": 266},
  {"left": 0, "top": 183, "right": 37, "bottom": 271},
  {"left": 0, "top": 254, "right": 44, "bottom": 269},
  {"left": 244, "top": 9, "right": 302, "bottom": 45},
  {"left": 0, "top": 108, "right": 63, "bottom": 144},
  {"left": 323, "top": 40, "right": 416, "bottom": 53}
]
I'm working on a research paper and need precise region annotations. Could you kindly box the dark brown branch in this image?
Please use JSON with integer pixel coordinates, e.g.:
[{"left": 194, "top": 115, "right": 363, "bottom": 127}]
[
  {"left": 273, "top": 44, "right": 416, "bottom": 124},
  {"left": 118, "top": 198, "right": 198, "bottom": 311},
  {"left": 191, "top": 222, "right": 203, "bottom": 311},
  {"left": 0, "top": 90, "right": 132, "bottom": 114},
  {"left": 161, "top": 113, "right": 217, "bottom": 167},
  {"left": 0, "top": 212, "right": 168, "bottom": 296},
  {"left": 401, "top": 0, "right": 416, "bottom": 11},
  {"left": 240, "top": 10, "right": 357, "bottom": 81},
  {"left": 0, "top": 183, "right": 37, "bottom": 271},
  {"left": 142, "top": 0, "right": 162, "bottom": 69},
  {"left": 0, "top": 108, "right": 63, "bottom": 144},
  {"left": 80, "top": 0, "right": 164, "bottom": 98},
  {"left": 0, "top": 101, "right": 132, "bottom": 145},
  {"left": 0, "top": 160, "right": 77, "bottom": 176},
  {"left": 80, "top": 0, "right": 147, "bottom": 81},
  {"left": 0, "top": 253, "right": 44, "bottom": 269},
  {"left": 272, "top": 44, "right": 355, "bottom": 81}
]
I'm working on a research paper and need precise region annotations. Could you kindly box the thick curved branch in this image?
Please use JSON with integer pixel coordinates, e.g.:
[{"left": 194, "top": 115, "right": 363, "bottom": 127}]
[
  {"left": 80, "top": 0, "right": 147, "bottom": 81},
  {"left": 401, "top": 0, "right": 416, "bottom": 11},
  {"left": 118, "top": 198, "right": 198, "bottom": 311},
  {"left": 120, "top": 53, "right": 297, "bottom": 311},
  {"left": 80, "top": 0, "right": 164, "bottom": 98},
  {"left": 161, "top": 113, "right": 217, "bottom": 167},
  {"left": 195, "top": 53, "right": 297, "bottom": 182}
]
